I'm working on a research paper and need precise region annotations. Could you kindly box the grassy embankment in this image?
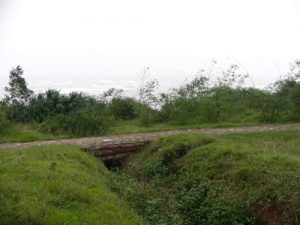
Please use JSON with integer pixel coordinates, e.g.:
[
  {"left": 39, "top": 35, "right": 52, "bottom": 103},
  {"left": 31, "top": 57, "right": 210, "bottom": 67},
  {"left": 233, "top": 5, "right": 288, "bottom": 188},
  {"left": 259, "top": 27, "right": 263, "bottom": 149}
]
[
  {"left": 110, "top": 130, "right": 300, "bottom": 225},
  {"left": 1, "top": 130, "right": 300, "bottom": 225},
  {"left": 0, "top": 145, "right": 146, "bottom": 225}
]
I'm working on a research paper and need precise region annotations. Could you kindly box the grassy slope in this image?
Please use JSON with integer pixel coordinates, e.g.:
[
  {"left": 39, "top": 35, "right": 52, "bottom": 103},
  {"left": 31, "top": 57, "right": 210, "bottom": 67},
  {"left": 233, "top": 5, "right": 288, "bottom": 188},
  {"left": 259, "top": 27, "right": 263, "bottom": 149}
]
[
  {"left": 111, "top": 131, "right": 300, "bottom": 225},
  {"left": 0, "top": 145, "right": 145, "bottom": 225}
]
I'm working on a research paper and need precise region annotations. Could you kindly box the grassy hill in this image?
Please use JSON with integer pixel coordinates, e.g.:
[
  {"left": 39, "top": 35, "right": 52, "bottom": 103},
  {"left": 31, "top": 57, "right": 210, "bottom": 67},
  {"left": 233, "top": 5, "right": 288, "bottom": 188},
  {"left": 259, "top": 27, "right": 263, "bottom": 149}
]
[
  {"left": 1, "top": 130, "right": 300, "bottom": 225},
  {"left": 0, "top": 145, "right": 145, "bottom": 225},
  {"left": 110, "top": 131, "right": 300, "bottom": 225}
]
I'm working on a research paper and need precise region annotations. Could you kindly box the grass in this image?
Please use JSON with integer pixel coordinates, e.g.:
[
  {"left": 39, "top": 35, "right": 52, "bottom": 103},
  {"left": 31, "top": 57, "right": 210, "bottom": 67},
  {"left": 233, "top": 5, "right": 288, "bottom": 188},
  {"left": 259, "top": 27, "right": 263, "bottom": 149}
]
[
  {"left": 1, "top": 130, "right": 300, "bottom": 225},
  {"left": 0, "top": 145, "right": 146, "bottom": 225},
  {"left": 110, "top": 130, "right": 300, "bottom": 225},
  {"left": 0, "top": 124, "right": 64, "bottom": 144}
]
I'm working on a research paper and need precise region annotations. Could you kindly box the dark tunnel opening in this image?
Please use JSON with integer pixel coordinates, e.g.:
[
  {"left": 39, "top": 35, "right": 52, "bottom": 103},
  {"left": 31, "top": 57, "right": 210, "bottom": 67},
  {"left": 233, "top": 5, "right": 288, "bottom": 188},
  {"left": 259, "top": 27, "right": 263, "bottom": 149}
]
[{"left": 104, "top": 159, "right": 123, "bottom": 170}]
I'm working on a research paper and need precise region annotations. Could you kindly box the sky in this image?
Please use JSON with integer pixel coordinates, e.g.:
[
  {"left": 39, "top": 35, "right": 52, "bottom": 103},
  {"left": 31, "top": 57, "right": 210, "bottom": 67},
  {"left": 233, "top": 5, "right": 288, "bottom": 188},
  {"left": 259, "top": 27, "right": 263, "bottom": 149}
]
[{"left": 0, "top": 0, "right": 300, "bottom": 96}]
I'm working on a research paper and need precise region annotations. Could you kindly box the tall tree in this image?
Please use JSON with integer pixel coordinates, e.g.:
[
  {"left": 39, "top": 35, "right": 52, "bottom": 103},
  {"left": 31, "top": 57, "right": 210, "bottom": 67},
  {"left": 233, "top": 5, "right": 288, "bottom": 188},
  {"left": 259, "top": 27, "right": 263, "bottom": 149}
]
[{"left": 5, "top": 65, "right": 33, "bottom": 104}]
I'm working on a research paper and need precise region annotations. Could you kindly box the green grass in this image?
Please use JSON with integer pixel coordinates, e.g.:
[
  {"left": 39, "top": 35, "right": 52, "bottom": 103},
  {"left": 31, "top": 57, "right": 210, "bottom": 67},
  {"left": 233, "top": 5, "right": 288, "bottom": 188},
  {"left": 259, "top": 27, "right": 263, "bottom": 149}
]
[
  {"left": 0, "top": 145, "right": 146, "bottom": 225},
  {"left": 0, "top": 124, "right": 64, "bottom": 143},
  {"left": 111, "top": 130, "right": 300, "bottom": 225},
  {"left": 1, "top": 130, "right": 300, "bottom": 225}
]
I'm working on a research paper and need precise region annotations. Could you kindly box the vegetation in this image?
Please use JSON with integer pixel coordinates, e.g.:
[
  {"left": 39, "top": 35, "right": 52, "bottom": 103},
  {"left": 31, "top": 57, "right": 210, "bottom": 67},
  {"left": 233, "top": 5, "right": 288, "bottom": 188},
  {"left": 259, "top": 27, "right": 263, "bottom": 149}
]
[
  {"left": 110, "top": 131, "right": 300, "bottom": 225},
  {"left": 0, "top": 107, "right": 11, "bottom": 134},
  {"left": 0, "top": 145, "right": 145, "bottom": 225},
  {"left": 1, "top": 131, "right": 300, "bottom": 224},
  {"left": 1, "top": 61, "right": 300, "bottom": 140},
  {"left": 0, "top": 124, "right": 60, "bottom": 144},
  {"left": 1, "top": 62, "right": 300, "bottom": 224}
]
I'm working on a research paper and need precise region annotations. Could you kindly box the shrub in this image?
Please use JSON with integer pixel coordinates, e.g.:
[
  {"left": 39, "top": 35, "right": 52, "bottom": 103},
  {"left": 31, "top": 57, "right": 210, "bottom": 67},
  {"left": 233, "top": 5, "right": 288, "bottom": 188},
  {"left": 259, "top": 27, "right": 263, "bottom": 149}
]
[
  {"left": 109, "top": 97, "right": 138, "bottom": 120},
  {"left": 0, "top": 108, "right": 11, "bottom": 134},
  {"left": 38, "top": 115, "right": 65, "bottom": 135},
  {"left": 39, "top": 106, "right": 111, "bottom": 137},
  {"left": 63, "top": 106, "right": 111, "bottom": 136},
  {"left": 25, "top": 90, "right": 99, "bottom": 123},
  {"left": 176, "top": 179, "right": 251, "bottom": 225},
  {"left": 138, "top": 105, "right": 163, "bottom": 127}
]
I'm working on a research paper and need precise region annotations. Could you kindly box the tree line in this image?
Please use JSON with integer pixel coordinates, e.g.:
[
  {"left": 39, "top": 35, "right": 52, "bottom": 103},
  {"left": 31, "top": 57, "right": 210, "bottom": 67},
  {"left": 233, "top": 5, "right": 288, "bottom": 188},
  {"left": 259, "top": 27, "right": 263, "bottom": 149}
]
[{"left": 0, "top": 61, "right": 299, "bottom": 136}]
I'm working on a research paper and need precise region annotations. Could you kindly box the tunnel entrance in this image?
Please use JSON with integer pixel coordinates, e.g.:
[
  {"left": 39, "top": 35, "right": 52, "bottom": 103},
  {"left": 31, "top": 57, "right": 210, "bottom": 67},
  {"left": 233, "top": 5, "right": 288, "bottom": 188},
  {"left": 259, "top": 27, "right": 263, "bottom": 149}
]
[
  {"left": 104, "top": 159, "right": 123, "bottom": 170},
  {"left": 81, "top": 142, "right": 149, "bottom": 170}
]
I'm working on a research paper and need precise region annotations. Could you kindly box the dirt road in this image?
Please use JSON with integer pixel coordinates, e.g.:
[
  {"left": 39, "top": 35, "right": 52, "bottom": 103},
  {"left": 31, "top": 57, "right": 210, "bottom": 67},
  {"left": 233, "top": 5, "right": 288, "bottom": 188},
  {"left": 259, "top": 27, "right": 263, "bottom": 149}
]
[{"left": 1, "top": 123, "right": 300, "bottom": 151}]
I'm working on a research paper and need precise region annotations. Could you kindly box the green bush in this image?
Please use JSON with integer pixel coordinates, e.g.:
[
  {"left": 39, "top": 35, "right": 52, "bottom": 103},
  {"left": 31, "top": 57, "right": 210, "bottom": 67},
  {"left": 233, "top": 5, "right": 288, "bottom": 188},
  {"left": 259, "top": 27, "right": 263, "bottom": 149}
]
[
  {"left": 39, "top": 106, "right": 111, "bottom": 137},
  {"left": 0, "top": 109, "right": 11, "bottom": 134},
  {"left": 138, "top": 106, "right": 162, "bottom": 127},
  {"left": 109, "top": 97, "right": 138, "bottom": 120},
  {"left": 38, "top": 115, "right": 65, "bottom": 135},
  {"left": 176, "top": 179, "right": 251, "bottom": 225},
  {"left": 63, "top": 106, "right": 111, "bottom": 136},
  {"left": 25, "top": 90, "right": 100, "bottom": 123}
]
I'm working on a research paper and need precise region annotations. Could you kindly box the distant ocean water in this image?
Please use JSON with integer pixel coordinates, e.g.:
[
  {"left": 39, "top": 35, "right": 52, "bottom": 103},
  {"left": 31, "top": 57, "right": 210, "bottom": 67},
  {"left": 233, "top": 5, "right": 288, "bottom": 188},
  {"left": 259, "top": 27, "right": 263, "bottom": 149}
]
[{"left": 0, "top": 79, "right": 183, "bottom": 98}]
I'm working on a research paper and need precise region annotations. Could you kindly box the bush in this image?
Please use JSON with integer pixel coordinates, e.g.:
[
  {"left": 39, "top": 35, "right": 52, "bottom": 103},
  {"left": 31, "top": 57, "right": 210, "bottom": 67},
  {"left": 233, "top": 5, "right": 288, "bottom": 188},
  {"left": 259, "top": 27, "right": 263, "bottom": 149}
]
[
  {"left": 0, "top": 109, "right": 11, "bottom": 134},
  {"left": 63, "top": 106, "right": 111, "bottom": 136},
  {"left": 38, "top": 115, "right": 65, "bottom": 135},
  {"left": 25, "top": 90, "right": 99, "bottom": 123},
  {"left": 109, "top": 97, "right": 138, "bottom": 120},
  {"left": 176, "top": 179, "right": 251, "bottom": 225},
  {"left": 39, "top": 106, "right": 111, "bottom": 137},
  {"left": 138, "top": 106, "right": 163, "bottom": 127}
]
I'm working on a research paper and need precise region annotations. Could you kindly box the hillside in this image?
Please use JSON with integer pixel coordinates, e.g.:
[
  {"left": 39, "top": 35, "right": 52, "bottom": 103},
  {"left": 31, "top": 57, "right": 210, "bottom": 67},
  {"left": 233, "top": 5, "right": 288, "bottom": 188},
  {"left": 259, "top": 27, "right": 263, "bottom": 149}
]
[
  {"left": 0, "top": 145, "right": 145, "bottom": 225},
  {"left": 1, "top": 130, "right": 300, "bottom": 225},
  {"left": 111, "top": 131, "right": 300, "bottom": 225}
]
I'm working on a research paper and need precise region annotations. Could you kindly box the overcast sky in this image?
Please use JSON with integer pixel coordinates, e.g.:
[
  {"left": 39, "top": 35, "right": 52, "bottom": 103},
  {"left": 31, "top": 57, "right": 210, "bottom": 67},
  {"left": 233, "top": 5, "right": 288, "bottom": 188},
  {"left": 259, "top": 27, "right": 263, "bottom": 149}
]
[{"left": 1, "top": 0, "right": 300, "bottom": 95}]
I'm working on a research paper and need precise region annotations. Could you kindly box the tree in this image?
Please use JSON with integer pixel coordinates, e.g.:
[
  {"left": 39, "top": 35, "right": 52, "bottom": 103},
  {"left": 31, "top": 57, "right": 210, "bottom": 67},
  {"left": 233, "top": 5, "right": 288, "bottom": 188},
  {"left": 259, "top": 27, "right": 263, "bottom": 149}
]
[
  {"left": 138, "top": 67, "right": 159, "bottom": 108},
  {"left": 5, "top": 65, "right": 33, "bottom": 105}
]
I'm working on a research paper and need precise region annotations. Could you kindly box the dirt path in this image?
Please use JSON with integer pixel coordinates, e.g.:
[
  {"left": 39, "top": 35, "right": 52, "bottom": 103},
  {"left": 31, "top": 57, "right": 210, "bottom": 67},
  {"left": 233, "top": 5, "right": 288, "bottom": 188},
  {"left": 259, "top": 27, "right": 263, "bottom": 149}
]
[{"left": 1, "top": 123, "right": 300, "bottom": 151}]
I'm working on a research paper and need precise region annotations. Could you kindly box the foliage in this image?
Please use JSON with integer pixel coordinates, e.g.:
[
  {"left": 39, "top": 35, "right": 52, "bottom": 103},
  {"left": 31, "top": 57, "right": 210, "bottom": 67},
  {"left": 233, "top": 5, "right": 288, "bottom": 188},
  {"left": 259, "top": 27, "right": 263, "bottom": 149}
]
[
  {"left": 39, "top": 105, "right": 111, "bottom": 137},
  {"left": 111, "top": 131, "right": 300, "bottom": 225},
  {"left": 0, "top": 123, "right": 59, "bottom": 144},
  {"left": 100, "top": 88, "right": 124, "bottom": 103},
  {"left": 4, "top": 65, "right": 33, "bottom": 105},
  {"left": 0, "top": 145, "right": 145, "bottom": 225},
  {"left": 158, "top": 62, "right": 300, "bottom": 125},
  {"left": 140, "top": 134, "right": 214, "bottom": 179},
  {"left": 137, "top": 69, "right": 161, "bottom": 126},
  {"left": 2, "top": 61, "right": 300, "bottom": 138},
  {"left": 0, "top": 108, "right": 11, "bottom": 134},
  {"left": 108, "top": 97, "right": 139, "bottom": 120},
  {"left": 137, "top": 106, "right": 162, "bottom": 127},
  {"left": 273, "top": 64, "right": 300, "bottom": 121},
  {"left": 25, "top": 90, "right": 100, "bottom": 123},
  {"left": 176, "top": 179, "right": 250, "bottom": 225}
]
